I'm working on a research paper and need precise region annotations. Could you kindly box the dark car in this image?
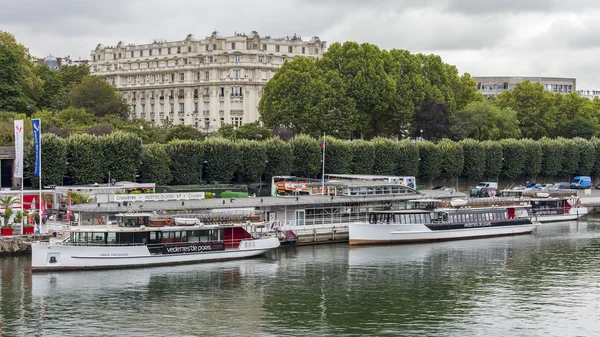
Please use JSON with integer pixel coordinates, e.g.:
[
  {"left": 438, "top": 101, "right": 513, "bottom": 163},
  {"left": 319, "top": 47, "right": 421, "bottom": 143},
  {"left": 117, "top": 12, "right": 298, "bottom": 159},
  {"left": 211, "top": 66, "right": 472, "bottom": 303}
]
[
  {"left": 595, "top": 184, "right": 600, "bottom": 190},
  {"left": 480, "top": 187, "right": 501, "bottom": 198},
  {"left": 433, "top": 186, "right": 456, "bottom": 192},
  {"left": 551, "top": 182, "right": 571, "bottom": 190}
]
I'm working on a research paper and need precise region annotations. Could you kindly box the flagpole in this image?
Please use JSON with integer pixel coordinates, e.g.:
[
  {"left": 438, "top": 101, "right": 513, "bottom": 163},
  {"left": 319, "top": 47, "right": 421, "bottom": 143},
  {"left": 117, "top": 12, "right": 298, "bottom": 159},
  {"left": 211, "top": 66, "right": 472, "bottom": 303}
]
[
  {"left": 321, "top": 133, "right": 325, "bottom": 195},
  {"left": 37, "top": 119, "right": 42, "bottom": 233}
]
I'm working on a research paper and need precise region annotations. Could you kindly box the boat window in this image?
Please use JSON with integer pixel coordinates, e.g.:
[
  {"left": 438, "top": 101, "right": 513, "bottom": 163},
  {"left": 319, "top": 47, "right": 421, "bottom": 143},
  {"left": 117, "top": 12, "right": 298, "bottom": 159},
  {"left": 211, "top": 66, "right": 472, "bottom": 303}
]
[
  {"left": 149, "top": 231, "right": 161, "bottom": 244},
  {"left": 92, "top": 233, "right": 104, "bottom": 244},
  {"left": 107, "top": 232, "right": 117, "bottom": 244}
]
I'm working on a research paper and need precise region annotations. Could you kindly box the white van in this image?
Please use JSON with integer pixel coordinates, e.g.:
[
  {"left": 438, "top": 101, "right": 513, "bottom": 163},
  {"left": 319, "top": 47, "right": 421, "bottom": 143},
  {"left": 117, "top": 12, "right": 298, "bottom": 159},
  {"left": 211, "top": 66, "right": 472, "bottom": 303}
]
[{"left": 476, "top": 182, "right": 498, "bottom": 189}]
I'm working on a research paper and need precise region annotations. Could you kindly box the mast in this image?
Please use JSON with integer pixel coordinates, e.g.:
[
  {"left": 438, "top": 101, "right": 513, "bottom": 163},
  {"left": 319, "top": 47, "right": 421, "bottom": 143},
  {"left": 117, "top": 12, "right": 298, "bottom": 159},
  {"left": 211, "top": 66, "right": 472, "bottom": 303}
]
[{"left": 321, "top": 133, "right": 325, "bottom": 195}]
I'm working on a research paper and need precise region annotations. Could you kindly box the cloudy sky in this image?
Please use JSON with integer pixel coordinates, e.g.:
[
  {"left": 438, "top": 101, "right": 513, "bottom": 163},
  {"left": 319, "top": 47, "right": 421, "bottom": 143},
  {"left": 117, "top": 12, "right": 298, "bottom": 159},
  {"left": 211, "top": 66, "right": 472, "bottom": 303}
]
[{"left": 2, "top": 0, "right": 599, "bottom": 89}]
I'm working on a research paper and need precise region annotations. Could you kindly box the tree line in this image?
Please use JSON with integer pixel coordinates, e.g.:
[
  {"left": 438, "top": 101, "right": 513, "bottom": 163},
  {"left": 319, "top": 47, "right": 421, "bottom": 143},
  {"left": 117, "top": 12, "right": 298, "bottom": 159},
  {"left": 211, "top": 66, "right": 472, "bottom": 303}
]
[
  {"left": 30, "top": 133, "right": 600, "bottom": 189},
  {"left": 259, "top": 42, "right": 600, "bottom": 141}
]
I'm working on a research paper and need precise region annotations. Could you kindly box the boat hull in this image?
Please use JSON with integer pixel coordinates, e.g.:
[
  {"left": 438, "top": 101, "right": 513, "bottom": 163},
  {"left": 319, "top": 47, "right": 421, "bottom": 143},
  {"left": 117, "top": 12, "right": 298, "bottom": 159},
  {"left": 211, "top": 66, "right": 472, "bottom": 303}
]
[
  {"left": 536, "top": 206, "right": 588, "bottom": 223},
  {"left": 31, "top": 237, "right": 280, "bottom": 272},
  {"left": 349, "top": 222, "right": 537, "bottom": 245}
]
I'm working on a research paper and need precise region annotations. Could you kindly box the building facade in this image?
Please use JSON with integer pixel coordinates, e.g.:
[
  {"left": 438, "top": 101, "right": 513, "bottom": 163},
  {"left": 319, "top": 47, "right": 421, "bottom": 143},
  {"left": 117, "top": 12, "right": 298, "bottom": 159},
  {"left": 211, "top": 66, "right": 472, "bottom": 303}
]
[
  {"left": 90, "top": 31, "right": 326, "bottom": 131},
  {"left": 473, "top": 76, "right": 576, "bottom": 98},
  {"left": 577, "top": 90, "right": 600, "bottom": 100}
]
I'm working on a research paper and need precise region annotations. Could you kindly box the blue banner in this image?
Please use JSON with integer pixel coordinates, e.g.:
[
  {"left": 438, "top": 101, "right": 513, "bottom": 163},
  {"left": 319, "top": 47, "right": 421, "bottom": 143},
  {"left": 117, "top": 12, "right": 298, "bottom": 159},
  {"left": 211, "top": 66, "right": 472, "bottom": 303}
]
[{"left": 32, "top": 119, "right": 41, "bottom": 177}]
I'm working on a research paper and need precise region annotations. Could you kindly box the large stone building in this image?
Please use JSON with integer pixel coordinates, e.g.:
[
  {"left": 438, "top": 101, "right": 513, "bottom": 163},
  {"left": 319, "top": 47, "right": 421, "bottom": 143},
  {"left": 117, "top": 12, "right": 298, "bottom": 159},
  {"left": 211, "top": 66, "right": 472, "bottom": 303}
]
[
  {"left": 473, "top": 76, "right": 576, "bottom": 98},
  {"left": 90, "top": 31, "right": 326, "bottom": 131},
  {"left": 577, "top": 90, "right": 600, "bottom": 100}
]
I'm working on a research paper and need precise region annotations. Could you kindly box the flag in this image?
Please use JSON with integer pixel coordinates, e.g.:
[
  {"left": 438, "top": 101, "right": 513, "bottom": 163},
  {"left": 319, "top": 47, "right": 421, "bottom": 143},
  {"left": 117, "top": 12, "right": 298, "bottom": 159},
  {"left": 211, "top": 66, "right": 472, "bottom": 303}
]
[
  {"left": 32, "top": 119, "right": 41, "bottom": 177},
  {"left": 321, "top": 137, "right": 325, "bottom": 149},
  {"left": 13, "top": 120, "right": 23, "bottom": 178}
]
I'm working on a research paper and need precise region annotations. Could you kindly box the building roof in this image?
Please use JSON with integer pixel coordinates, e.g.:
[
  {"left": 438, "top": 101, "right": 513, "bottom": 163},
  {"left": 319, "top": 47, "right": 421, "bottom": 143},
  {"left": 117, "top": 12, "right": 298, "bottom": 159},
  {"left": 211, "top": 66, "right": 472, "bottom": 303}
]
[
  {"left": 43, "top": 55, "right": 60, "bottom": 70},
  {"left": 71, "top": 190, "right": 462, "bottom": 213}
]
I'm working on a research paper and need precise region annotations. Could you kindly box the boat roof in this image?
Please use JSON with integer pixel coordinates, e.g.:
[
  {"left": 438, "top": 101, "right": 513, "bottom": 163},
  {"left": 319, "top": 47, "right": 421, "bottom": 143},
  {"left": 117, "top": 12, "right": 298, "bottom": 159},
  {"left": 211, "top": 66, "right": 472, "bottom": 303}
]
[
  {"left": 306, "top": 180, "right": 408, "bottom": 188},
  {"left": 56, "top": 224, "right": 226, "bottom": 233},
  {"left": 70, "top": 190, "right": 462, "bottom": 213}
]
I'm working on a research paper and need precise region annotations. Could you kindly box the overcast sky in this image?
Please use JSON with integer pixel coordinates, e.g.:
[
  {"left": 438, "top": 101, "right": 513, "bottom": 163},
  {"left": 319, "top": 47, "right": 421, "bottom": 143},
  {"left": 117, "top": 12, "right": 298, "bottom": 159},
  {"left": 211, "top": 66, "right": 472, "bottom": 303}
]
[{"left": 2, "top": 0, "right": 599, "bottom": 89}]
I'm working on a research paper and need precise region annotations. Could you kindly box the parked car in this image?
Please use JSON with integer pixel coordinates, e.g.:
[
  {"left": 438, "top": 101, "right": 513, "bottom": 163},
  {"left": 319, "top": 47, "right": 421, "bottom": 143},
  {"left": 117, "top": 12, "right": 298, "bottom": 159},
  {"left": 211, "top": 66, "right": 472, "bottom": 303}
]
[
  {"left": 550, "top": 182, "right": 571, "bottom": 190},
  {"left": 595, "top": 184, "right": 600, "bottom": 190},
  {"left": 432, "top": 186, "right": 456, "bottom": 192},
  {"left": 480, "top": 187, "right": 501, "bottom": 198}
]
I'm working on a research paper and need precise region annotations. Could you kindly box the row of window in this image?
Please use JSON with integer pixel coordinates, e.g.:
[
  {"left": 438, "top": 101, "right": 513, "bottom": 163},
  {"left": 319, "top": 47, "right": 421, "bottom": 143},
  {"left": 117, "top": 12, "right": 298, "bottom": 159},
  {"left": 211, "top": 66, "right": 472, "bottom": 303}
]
[
  {"left": 130, "top": 87, "right": 245, "bottom": 101},
  {"left": 133, "top": 102, "right": 243, "bottom": 115},
  {"left": 94, "top": 43, "right": 320, "bottom": 61}
]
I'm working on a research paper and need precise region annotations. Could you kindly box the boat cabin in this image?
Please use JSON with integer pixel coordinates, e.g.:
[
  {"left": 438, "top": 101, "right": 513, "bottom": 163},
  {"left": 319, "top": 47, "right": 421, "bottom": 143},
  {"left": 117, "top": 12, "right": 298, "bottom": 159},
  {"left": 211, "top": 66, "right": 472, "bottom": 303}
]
[
  {"left": 67, "top": 213, "right": 253, "bottom": 249},
  {"left": 368, "top": 206, "right": 529, "bottom": 225}
]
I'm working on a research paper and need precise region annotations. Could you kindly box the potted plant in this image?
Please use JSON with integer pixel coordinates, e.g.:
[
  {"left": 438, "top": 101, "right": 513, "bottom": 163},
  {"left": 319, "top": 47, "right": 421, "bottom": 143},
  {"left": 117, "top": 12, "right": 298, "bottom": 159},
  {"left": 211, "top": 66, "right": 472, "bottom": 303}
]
[
  {"left": 1, "top": 206, "right": 14, "bottom": 236},
  {"left": 18, "top": 211, "right": 33, "bottom": 235}
]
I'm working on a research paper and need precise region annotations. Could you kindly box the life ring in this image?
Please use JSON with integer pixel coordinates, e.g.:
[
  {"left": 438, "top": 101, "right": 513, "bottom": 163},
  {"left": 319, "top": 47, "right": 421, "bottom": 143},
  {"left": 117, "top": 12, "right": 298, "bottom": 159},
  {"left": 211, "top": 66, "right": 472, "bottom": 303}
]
[
  {"left": 442, "top": 201, "right": 450, "bottom": 208},
  {"left": 96, "top": 216, "right": 104, "bottom": 225},
  {"left": 165, "top": 218, "right": 173, "bottom": 225}
]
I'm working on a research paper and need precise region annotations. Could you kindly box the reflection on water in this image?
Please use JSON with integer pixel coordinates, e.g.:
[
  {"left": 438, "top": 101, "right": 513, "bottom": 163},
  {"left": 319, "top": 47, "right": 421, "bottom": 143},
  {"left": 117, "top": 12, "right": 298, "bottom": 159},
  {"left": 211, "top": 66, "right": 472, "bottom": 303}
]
[{"left": 2, "top": 219, "right": 600, "bottom": 336}]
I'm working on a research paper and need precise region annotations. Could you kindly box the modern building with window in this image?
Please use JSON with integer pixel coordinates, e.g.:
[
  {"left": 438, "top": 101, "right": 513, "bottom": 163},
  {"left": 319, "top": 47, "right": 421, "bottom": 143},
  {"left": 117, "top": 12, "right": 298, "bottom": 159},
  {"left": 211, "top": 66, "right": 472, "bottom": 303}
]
[
  {"left": 473, "top": 76, "right": 576, "bottom": 98},
  {"left": 90, "top": 31, "right": 326, "bottom": 131}
]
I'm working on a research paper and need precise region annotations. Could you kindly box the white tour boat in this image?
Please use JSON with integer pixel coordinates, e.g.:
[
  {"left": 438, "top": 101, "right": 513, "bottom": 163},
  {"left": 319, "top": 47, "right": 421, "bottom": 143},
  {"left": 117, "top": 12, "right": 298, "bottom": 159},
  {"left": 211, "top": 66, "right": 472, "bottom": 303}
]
[
  {"left": 500, "top": 190, "right": 587, "bottom": 222},
  {"left": 349, "top": 206, "right": 538, "bottom": 245},
  {"left": 31, "top": 213, "right": 280, "bottom": 271}
]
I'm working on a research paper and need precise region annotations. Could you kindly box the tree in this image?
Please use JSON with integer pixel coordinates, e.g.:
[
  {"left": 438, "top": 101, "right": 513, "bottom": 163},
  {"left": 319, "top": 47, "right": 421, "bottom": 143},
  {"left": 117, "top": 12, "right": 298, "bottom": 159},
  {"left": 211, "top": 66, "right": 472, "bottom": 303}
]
[
  {"left": 237, "top": 140, "right": 268, "bottom": 181},
  {"left": 559, "top": 138, "right": 579, "bottom": 178},
  {"left": 415, "top": 102, "right": 451, "bottom": 140},
  {"left": 568, "top": 117, "right": 597, "bottom": 139},
  {"left": 539, "top": 138, "right": 562, "bottom": 178},
  {"left": 0, "top": 31, "right": 41, "bottom": 113},
  {"left": 495, "top": 81, "right": 556, "bottom": 139},
  {"left": 259, "top": 57, "right": 358, "bottom": 138},
  {"left": 396, "top": 140, "right": 419, "bottom": 176},
  {"left": 139, "top": 144, "right": 171, "bottom": 185},
  {"left": 348, "top": 140, "right": 374, "bottom": 174},
  {"left": 164, "top": 140, "right": 204, "bottom": 185},
  {"left": 263, "top": 137, "right": 293, "bottom": 179},
  {"left": 450, "top": 101, "right": 520, "bottom": 141},
  {"left": 520, "top": 139, "right": 542, "bottom": 180},
  {"left": 66, "top": 133, "right": 105, "bottom": 184},
  {"left": 483, "top": 141, "right": 502, "bottom": 180},
  {"left": 0, "top": 111, "right": 17, "bottom": 146},
  {"left": 500, "top": 139, "right": 526, "bottom": 180},
  {"left": 460, "top": 139, "right": 486, "bottom": 181},
  {"left": 235, "top": 122, "right": 273, "bottom": 141},
  {"left": 438, "top": 140, "right": 464, "bottom": 181},
  {"left": 165, "top": 124, "right": 204, "bottom": 142},
  {"left": 417, "top": 141, "right": 442, "bottom": 184},
  {"left": 25, "top": 133, "right": 68, "bottom": 187},
  {"left": 102, "top": 132, "right": 142, "bottom": 182},
  {"left": 68, "top": 76, "right": 129, "bottom": 118},
  {"left": 573, "top": 138, "right": 596, "bottom": 176},
  {"left": 203, "top": 138, "right": 240, "bottom": 183},
  {"left": 372, "top": 138, "right": 398, "bottom": 175},
  {"left": 324, "top": 136, "right": 351, "bottom": 175},
  {"left": 289, "top": 135, "right": 321, "bottom": 177}
]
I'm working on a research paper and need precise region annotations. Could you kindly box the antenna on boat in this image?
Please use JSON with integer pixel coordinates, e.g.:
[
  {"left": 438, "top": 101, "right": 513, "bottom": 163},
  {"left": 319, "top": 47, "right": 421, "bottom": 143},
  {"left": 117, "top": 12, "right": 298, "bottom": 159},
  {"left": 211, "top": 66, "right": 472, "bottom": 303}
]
[{"left": 321, "top": 132, "right": 325, "bottom": 195}]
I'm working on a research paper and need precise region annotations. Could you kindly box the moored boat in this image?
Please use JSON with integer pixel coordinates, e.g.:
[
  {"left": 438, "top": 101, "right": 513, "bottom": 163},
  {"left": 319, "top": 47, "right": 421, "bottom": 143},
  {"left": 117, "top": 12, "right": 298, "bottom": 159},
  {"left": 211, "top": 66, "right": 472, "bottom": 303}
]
[
  {"left": 349, "top": 206, "right": 538, "bottom": 245},
  {"left": 500, "top": 190, "right": 587, "bottom": 222},
  {"left": 31, "top": 213, "right": 279, "bottom": 271}
]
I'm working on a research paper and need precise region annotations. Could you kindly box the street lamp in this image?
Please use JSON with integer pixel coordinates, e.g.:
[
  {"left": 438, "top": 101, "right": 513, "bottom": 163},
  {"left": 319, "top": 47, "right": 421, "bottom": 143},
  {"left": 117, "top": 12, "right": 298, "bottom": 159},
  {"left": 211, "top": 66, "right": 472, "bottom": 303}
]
[{"left": 420, "top": 129, "right": 423, "bottom": 141}]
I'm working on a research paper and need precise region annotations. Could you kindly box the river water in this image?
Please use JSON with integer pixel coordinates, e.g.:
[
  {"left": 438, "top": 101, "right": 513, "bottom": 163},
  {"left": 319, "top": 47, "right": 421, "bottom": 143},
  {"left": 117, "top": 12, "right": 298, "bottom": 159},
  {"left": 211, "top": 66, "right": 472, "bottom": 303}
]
[{"left": 2, "top": 218, "right": 600, "bottom": 336}]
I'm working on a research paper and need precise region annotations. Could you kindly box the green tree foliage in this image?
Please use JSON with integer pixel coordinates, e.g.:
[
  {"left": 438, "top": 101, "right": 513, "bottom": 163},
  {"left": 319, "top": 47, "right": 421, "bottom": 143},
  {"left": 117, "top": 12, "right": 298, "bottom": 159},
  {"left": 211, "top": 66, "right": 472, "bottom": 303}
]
[
  {"left": 0, "top": 31, "right": 41, "bottom": 113},
  {"left": 568, "top": 117, "right": 597, "bottom": 139},
  {"left": 164, "top": 140, "right": 204, "bottom": 185},
  {"left": 324, "top": 136, "right": 351, "bottom": 175},
  {"left": 591, "top": 138, "right": 600, "bottom": 178},
  {"left": 460, "top": 139, "right": 486, "bottom": 181},
  {"left": 415, "top": 102, "right": 451, "bottom": 140},
  {"left": 235, "top": 121, "right": 273, "bottom": 141},
  {"left": 573, "top": 137, "right": 596, "bottom": 176},
  {"left": 539, "top": 138, "right": 562, "bottom": 177},
  {"left": 372, "top": 138, "right": 398, "bottom": 175},
  {"left": 348, "top": 140, "right": 375, "bottom": 174},
  {"left": 438, "top": 140, "right": 464, "bottom": 179},
  {"left": 263, "top": 137, "right": 293, "bottom": 179},
  {"left": 66, "top": 133, "right": 105, "bottom": 184},
  {"left": 259, "top": 57, "right": 358, "bottom": 138},
  {"left": 25, "top": 133, "right": 67, "bottom": 187},
  {"left": 0, "top": 112, "right": 17, "bottom": 145},
  {"left": 495, "top": 81, "right": 556, "bottom": 139},
  {"left": 165, "top": 124, "right": 204, "bottom": 142},
  {"left": 102, "top": 132, "right": 142, "bottom": 182},
  {"left": 289, "top": 135, "right": 321, "bottom": 177},
  {"left": 203, "top": 138, "right": 240, "bottom": 183},
  {"left": 559, "top": 138, "right": 579, "bottom": 177},
  {"left": 139, "top": 143, "right": 171, "bottom": 185},
  {"left": 237, "top": 140, "right": 268, "bottom": 181},
  {"left": 520, "top": 139, "right": 542, "bottom": 179},
  {"left": 417, "top": 141, "right": 442, "bottom": 183},
  {"left": 68, "top": 76, "right": 129, "bottom": 118},
  {"left": 450, "top": 101, "right": 520, "bottom": 141},
  {"left": 483, "top": 141, "right": 502, "bottom": 179},
  {"left": 500, "top": 139, "right": 526, "bottom": 180},
  {"left": 396, "top": 140, "right": 419, "bottom": 176}
]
